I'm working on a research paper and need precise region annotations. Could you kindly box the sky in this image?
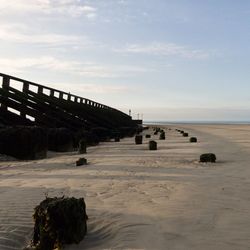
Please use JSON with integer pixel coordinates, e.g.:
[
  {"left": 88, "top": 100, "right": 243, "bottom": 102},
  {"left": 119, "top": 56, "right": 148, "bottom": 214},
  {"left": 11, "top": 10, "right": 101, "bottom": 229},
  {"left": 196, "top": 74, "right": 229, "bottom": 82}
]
[{"left": 0, "top": 0, "right": 250, "bottom": 121}]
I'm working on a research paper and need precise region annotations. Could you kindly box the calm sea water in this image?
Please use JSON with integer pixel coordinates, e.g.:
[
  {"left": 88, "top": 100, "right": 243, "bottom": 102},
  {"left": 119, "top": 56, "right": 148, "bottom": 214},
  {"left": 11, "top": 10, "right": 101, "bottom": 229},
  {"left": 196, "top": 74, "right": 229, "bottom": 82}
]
[{"left": 144, "top": 121, "right": 250, "bottom": 125}]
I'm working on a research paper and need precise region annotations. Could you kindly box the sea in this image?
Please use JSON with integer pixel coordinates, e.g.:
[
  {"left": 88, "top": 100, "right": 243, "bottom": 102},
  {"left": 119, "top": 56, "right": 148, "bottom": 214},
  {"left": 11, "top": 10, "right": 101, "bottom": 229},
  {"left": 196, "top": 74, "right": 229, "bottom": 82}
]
[{"left": 143, "top": 121, "right": 250, "bottom": 125}]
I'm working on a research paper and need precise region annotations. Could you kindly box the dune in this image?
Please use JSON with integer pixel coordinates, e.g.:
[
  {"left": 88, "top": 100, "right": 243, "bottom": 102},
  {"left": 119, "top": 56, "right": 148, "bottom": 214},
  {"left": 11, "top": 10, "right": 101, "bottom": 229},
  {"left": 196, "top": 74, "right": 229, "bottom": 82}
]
[{"left": 1, "top": 124, "right": 250, "bottom": 249}]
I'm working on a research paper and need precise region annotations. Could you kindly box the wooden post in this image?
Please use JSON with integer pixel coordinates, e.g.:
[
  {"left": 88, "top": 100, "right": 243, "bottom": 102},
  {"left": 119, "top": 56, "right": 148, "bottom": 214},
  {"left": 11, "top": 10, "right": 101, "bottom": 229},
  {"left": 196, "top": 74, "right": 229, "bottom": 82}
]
[
  {"left": 21, "top": 82, "right": 29, "bottom": 118},
  {"left": 1, "top": 76, "right": 10, "bottom": 111},
  {"left": 2, "top": 76, "right": 10, "bottom": 89},
  {"left": 50, "top": 89, "right": 54, "bottom": 97},
  {"left": 22, "top": 82, "right": 29, "bottom": 93},
  {"left": 38, "top": 86, "right": 43, "bottom": 95}
]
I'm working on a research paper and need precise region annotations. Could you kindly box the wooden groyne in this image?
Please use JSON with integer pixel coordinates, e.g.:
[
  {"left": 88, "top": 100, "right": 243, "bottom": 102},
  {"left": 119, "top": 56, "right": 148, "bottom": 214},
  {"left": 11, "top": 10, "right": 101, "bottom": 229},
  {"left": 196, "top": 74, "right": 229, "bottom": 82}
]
[{"left": 0, "top": 73, "right": 137, "bottom": 130}]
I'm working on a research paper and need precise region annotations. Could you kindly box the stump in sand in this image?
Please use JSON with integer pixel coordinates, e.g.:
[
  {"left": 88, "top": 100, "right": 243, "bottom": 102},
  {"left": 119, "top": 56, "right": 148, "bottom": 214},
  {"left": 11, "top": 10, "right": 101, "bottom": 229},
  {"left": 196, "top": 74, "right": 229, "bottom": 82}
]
[
  {"left": 78, "top": 139, "right": 87, "bottom": 154},
  {"left": 76, "top": 158, "right": 87, "bottom": 166},
  {"left": 115, "top": 137, "right": 120, "bottom": 142},
  {"left": 32, "top": 197, "right": 88, "bottom": 250},
  {"left": 183, "top": 132, "right": 189, "bottom": 137},
  {"left": 135, "top": 135, "right": 143, "bottom": 144},
  {"left": 149, "top": 140, "right": 157, "bottom": 150},
  {"left": 200, "top": 153, "right": 216, "bottom": 163},
  {"left": 190, "top": 137, "right": 197, "bottom": 143},
  {"left": 159, "top": 132, "right": 165, "bottom": 140}
]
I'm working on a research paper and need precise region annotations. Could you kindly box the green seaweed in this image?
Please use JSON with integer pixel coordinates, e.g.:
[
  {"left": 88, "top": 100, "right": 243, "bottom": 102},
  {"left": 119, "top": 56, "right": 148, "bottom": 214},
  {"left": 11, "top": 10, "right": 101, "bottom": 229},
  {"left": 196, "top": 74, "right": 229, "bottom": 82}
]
[{"left": 32, "top": 197, "right": 88, "bottom": 250}]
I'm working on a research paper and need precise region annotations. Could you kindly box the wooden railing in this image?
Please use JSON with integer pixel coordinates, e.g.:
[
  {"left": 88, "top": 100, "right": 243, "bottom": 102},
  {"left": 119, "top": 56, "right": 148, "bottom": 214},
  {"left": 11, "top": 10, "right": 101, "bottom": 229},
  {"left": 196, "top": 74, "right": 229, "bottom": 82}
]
[{"left": 0, "top": 73, "right": 133, "bottom": 130}]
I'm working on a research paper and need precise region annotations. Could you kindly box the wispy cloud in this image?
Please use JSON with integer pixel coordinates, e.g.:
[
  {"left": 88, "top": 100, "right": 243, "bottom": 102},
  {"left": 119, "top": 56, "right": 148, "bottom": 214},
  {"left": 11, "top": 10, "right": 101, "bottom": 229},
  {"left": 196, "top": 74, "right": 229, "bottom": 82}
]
[
  {"left": 0, "top": 23, "right": 92, "bottom": 49},
  {"left": 115, "top": 42, "right": 210, "bottom": 59},
  {"left": 0, "top": 0, "right": 97, "bottom": 18},
  {"left": 7, "top": 77, "right": 132, "bottom": 95},
  {"left": 48, "top": 82, "right": 132, "bottom": 94},
  {"left": 0, "top": 56, "right": 153, "bottom": 78}
]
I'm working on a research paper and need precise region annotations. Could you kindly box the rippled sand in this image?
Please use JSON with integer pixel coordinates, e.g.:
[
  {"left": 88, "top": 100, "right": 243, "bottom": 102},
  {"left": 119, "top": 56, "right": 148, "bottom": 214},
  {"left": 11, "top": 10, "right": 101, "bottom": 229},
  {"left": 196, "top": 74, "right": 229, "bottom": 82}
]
[{"left": 1, "top": 125, "right": 250, "bottom": 249}]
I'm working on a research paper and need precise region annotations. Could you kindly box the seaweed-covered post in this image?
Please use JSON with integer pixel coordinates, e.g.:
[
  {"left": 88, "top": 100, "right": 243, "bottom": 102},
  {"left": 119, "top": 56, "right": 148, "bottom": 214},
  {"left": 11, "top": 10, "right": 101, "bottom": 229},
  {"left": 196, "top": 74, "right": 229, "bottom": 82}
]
[
  {"left": 159, "top": 131, "right": 165, "bottom": 140},
  {"left": 32, "top": 197, "right": 88, "bottom": 250},
  {"left": 78, "top": 139, "right": 87, "bottom": 154},
  {"left": 149, "top": 140, "right": 157, "bottom": 150},
  {"left": 200, "top": 153, "right": 216, "bottom": 163},
  {"left": 190, "top": 137, "right": 197, "bottom": 143},
  {"left": 135, "top": 135, "right": 143, "bottom": 144}
]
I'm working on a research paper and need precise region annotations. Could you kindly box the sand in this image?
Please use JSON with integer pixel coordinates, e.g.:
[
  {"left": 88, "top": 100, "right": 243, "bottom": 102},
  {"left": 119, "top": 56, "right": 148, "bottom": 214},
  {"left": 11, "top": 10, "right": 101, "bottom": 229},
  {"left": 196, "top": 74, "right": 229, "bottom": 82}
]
[{"left": 1, "top": 124, "right": 250, "bottom": 249}]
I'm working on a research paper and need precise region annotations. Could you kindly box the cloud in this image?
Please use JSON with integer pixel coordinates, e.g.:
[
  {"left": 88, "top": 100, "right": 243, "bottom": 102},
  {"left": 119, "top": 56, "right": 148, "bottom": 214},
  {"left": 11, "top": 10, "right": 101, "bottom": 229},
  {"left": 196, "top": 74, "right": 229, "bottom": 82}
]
[
  {"left": 0, "top": 23, "right": 92, "bottom": 48},
  {"left": 48, "top": 82, "right": 132, "bottom": 94},
  {"left": 0, "top": 56, "right": 152, "bottom": 78},
  {"left": 6, "top": 77, "right": 131, "bottom": 95},
  {"left": 0, "top": 0, "right": 97, "bottom": 18},
  {"left": 115, "top": 42, "right": 210, "bottom": 59}
]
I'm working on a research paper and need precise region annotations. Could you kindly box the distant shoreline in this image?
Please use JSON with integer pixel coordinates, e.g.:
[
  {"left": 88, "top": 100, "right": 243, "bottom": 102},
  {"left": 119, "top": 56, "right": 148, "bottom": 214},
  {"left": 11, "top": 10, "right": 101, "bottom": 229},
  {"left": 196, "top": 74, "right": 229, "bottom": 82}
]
[{"left": 144, "top": 121, "right": 250, "bottom": 125}]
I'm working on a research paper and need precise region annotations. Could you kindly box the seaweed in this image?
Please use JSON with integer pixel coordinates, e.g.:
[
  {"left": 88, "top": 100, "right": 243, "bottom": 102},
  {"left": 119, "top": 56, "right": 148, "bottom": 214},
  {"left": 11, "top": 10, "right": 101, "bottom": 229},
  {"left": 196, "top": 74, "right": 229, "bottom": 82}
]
[{"left": 32, "top": 196, "right": 88, "bottom": 250}]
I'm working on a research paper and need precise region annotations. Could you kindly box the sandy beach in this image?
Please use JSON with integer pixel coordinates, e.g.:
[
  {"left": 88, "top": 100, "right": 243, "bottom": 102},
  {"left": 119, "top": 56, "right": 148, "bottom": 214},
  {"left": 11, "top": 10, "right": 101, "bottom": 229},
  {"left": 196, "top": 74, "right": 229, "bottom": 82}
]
[{"left": 1, "top": 124, "right": 250, "bottom": 250}]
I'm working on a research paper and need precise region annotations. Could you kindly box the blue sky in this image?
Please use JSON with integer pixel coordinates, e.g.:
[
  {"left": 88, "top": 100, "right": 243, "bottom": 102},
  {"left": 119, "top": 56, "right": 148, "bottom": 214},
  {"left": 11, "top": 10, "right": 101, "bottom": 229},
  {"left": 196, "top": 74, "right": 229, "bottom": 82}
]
[{"left": 1, "top": 0, "right": 250, "bottom": 121}]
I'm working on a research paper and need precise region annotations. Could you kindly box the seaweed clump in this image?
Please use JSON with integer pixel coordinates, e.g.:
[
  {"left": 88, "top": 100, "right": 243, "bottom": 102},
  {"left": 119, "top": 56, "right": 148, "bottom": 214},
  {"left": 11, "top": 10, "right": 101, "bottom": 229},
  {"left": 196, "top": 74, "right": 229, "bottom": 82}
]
[{"left": 32, "top": 196, "right": 88, "bottom": 250}]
